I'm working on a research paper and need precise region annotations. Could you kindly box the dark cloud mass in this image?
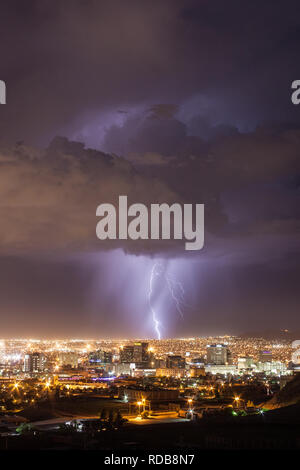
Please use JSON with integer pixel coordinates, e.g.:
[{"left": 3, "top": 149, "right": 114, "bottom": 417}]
[{"left": 0, "top": 0, "right": 299, "bottom": 337}]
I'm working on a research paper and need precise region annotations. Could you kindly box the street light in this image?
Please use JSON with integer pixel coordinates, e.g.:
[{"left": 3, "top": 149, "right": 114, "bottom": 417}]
[
  {"left": 137, "top": 401, "right": 142, "bottom": 415},
  {"left": 142, "top": 398, "right": 146, "bottom": 412},
  {"left": 233, "top": 396, "right": 242, "bottom": 407},
  {"left": 44, "top": 380, "right": 51, "bottom": 389}
]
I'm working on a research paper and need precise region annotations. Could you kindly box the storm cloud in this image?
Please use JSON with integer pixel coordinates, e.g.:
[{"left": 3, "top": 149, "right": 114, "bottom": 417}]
[
  {"left": 0, "top": 122, "right": 298, "bottom": 264},
  {"left": 0, "top": 0, "right": 299, "bottom": 337}
]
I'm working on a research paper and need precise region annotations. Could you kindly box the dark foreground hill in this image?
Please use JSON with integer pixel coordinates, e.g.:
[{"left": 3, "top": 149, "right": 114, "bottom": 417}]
[{"left": 265, "top": 373, "right": 300, "bottom": 408}]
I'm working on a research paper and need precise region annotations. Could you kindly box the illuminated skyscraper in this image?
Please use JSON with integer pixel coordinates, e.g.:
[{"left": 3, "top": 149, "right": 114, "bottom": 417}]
[
  {"left": 206, "top": 344, "right": 229, "bottom": 365},
  {"left": 120, "top": 345, "right": 134, "bottom": 363},
  {"left": 88, "top": 349, "right": 112, "bottom": 365},
  {"left": 133, "top": 342, "right": 149, "bottom": 363},
  {"left": 120, "top": 342, "right": 149, "bottom": 367},
  {"left": 24, "top": 353, "right": 46, "bottom": 373}
]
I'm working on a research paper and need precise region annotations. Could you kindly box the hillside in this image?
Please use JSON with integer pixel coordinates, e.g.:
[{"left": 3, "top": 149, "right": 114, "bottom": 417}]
[{"left": 265, "top": 373, "right": 300, "bottom": 408}]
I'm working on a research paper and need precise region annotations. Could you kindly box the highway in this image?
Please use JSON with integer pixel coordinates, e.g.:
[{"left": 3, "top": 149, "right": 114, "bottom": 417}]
[{"left": 31, "top": 411, "right": 189, "bottom": 430}]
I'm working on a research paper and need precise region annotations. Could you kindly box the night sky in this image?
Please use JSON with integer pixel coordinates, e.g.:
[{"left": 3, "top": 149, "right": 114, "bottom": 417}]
[{"left": 0, "top": 0, "right": 299, "bottom": 338}]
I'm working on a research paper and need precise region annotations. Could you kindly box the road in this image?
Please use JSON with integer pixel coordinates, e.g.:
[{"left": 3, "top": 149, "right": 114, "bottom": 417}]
[
  {"left": 31, "top": 411, "right": 189, "bottom": 430},
  {"left": 127, "top": 416, "right": 189, "bottom": 425}
]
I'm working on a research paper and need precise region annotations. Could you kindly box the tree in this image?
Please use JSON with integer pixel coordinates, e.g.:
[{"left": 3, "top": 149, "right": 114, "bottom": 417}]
[
  {"left": 114, "top": 410, "right": 125, "bottom": 428},
  {"left": 16, "top": 423, "right": 34, "bottom": 435},
  {"left": 55, "top": 387, "right": 60, "bottom": 401},
  {"left": 99, "top": 408, "right": 107, "bottom": 421},
  {"left": 108, "top": 409, "right": 114, "bottom": 423}
]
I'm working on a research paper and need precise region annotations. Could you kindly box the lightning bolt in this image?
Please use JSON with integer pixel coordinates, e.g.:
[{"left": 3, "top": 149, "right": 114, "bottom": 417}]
[
  {"left": 149, "top": 263, "right": 161, "bottom": 340},
  {"left": 165, "top": 275, "right": 185, "bottom": 319},
  {"left": 149, "top": 262, "right": 187, "bottom": 339}
]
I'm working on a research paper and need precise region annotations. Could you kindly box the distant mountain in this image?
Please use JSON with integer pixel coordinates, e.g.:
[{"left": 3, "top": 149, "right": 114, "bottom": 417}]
[{"left": 240, "top": 329, "right": 300, "bottom": 341}]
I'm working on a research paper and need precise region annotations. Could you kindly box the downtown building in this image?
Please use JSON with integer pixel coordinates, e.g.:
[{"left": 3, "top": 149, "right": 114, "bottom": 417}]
[
  {"left": 237, "top": 356, "right": 255, "bottom": 371},
  {"left": 120, "top": 342, "right": 150, "bottom": 368},
  {"left": 24, "top": 352, "right": 46, "bottom": 374},
  {"left": 206, "top": 344, "right": 232, "bottom": 365},
  {"left": 255, "top": 360, "right": 289, "bottom": 376},
  {"left": 89, "top": 349, "right": 113, "bottom": 365},
  {"left": 166, "top": 355, "right": 186, "bottom": 369},
  {"left": 58, "top": 352, "right": 79, "bottom": 369},
  {"left": 156, "top": 368, "right": 186, "bottom": 378},
  {"left": 259, "top": 350, "right": 273, "bottom": 363}
]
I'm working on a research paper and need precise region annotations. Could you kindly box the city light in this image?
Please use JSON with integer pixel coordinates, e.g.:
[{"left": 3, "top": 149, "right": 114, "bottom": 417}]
[
  {"left": 0, "top": 334, "right": 294, "bottom": 447},
  {"left": 12, "top": 382, "right": 19, "bottom": 390}
]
